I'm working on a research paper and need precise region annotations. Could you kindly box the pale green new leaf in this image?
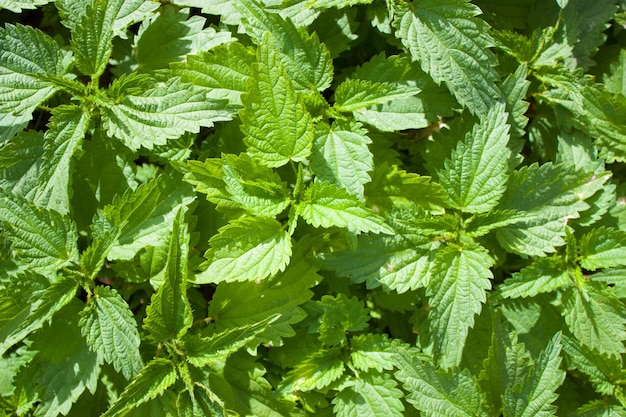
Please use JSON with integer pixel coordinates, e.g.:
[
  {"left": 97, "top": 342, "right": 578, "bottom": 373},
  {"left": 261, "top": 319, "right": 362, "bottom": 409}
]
[
  {"left": 498, "top": 256, "right": 570, "bottom": 299},
  {"left": 428, "top": 243, "right": 493, "bottom": 369},
  {"left": 350, "top": 333, "right": 395, "bottom": 373},
  {"left": 310, "top": 120, "right": 373, "bottom": 199},
  {"left": 0, "top": 277, "right": 78, "bottom": 355},
  {"left": 101, "top": 358, "right": 178, "bottom": 417},
  {"left": 173, "top": 41, "right": 255, "bottom": 105},
  {"left": 439, "top": 103, "right": 511, "bottom": 213},
  {"left": 332, "top": 374, "right": 404, "bottom": 417},
  {"left": 79, "top": 286, "right": 143, "bottom": 379},
  {"left": 298, "top": 181, "right": 394, "bottom": 234},
  {"left": 240, "top": 33, "right": 313, "bottom": 167},
  {"left": 334, "top": 79, "right": 418, "bottom": 113},
  {"left": 0, "top": 189, "right": 79, "bottom": 274},
  {"left": 317, "top": 293, "right": 370, "bottom": 345},
  {"left": 503, "top": 333, "right": 565, "bottom": 417},
  {"left": 102, "top": 170, "right": 196, "bottom": 260},
  {"left": 502, "top": 63, "right": 530, "bottom": 141},
  {"left": 496, "top": 163, "right": 602, "bottom": 257},
  {"left": 393, "top": 346, "right": 489, "bottom": 416},
  {"left": 184, "top": 159, "right": 235, "bottom": 211},
  {"left": 0, "top": 0, "right": 52, "bottom": 13},
  {"left": 277, "top": 348, "right": 344, "bottom": 394},
  {"left": 34, "top": 105, "right": 88, "bottom": 215},
  {"left": 197, "top": 216, "right": 292, "bottom": 284},
  {"left": 185, "top": 314, "right": 280, "bottom": 367},
  {"left": 208, "top": 242, "right": 319, "bottom": 346},
  {"left": 234, "top": 0, "right": 333, "bottom": 90},
  {"left": 80, "top": 211, "right": 123, "bottom": 280},
  {"left": 562, "top": 284, "right": 626, "bottom": 359},
  {"left": 579, "top": 226, "right": 626, "bottom": 270},
  {"left": 394, "top": 0, "right": 500, "bottom": 116},
  {"left": 177, "top": 385, "right": 226, "bottom": 417},
  {"left": 100, "top": 75, "right": 231, "bottom": 150},
  {"left": 0, "top": 24, "right": 70, "bottom": 122},
  {"left": 604, "top": 49, "right": 626, "bottom": 97},
  {"left": 222, "top": 153, "right": 291, "bottom": 217},
  {"left": 135, "top": 8, "right": 232, "bottom": 73},
  {"left": 144, "top": 209, "right": 193, "bottom": 342}
]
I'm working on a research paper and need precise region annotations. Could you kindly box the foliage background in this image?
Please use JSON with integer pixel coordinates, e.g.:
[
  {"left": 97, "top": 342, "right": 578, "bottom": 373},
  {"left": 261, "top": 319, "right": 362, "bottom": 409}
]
[{"left": 1, "top": 0, "right": 626, "bottom": 416}]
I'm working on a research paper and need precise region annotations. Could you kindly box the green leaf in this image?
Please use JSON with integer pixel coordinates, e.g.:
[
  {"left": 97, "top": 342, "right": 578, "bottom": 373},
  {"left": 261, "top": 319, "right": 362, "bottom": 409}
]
[
  {"left": 502, "top": 332, "right": 565, "bottom": 417},
  {"left": 102, "top": 170, "right": 196, "bottom": 261},
  {"left": 0, "top": 0, "right": 52, "bottom": 13},
  {"left": 439, "top": 103, "right": 511, "bottom": 213},
  {"left": 579, "top": 226, "right": 626, "bottom": 270},
  {"left": 394, "top": 0, "right": 500, "bottom": 116},
  {"left": 72, "top": 0, "right": 118, "bottom": 77},
  {"left": 0, "top": 130, "right": 44, "bottom": 198},
  {"left": 15, "top": 300, "right": 99, "bottom": 417},
  {"left": 495, "top": 163, "right": 602, "bottom": 257},
  {"left": 0, "top": 189, "right": 79, "bottom": 274},
  {"left": 0, "top": 277, "right": 78, "bottom": 355},
  {"left": 0, "top": 24, "right": 70, "bottom": 124},
  {"left": 464, "top": 209, "right": 533, "bottom": 238},
  {"left": 197, "top": 216, "right": 292, "bottom": 284},
  {"left": 79, "top": 286, "right": 143, "bottom": 379},
  {"left": 172, "top": 41, "right": 256, "bottom": 105},
  {"left": 208, "top": 240, "right": 318, "bottom": 346},
  {"left": 334, "top": 78, "right": 419, "bottom": 112},
  {"left": 427, "top": 243, "right": 493, "bottom": 369},
  {"left": 277, "top": 348, "right": 344, "bottom": 394},
  {"left": 562, "top": 283, "right": 626, "bottom": 359},
  {"left": 222, "top": 153, "right": 291, "bottom": 217},
  {"left": 604, "top": 49, "right": 626, "bottom": 97},
  {"left": 135, "top": 8, "right": 232, "bottom": 73},
  {"left": 393, "top": 346, "right": 488, "bottom": 416},
  {"left": 498, "top": 256, "right": 570, "bottom": 299},
  {"left": 234, "top": 0, "right": 333, "bottom": 91},
  {"left": 177, "top": 385, "right": 226, "bottom": 417},
  {"left": 80, "top": 211, "right": 123, "bottom": 280},
  {"left": 298, "top": 181, "right": 394, "bottom": 234},
  {"left": 240, "top": 33, "right": 314, "bottom": 167},
  {"left": 101, "top": 358, "right": 178, "bottom": 417},
  {"left": 34, "top": 105, "right": 89, "bottom": 215},
  {"left": 144, "top": 208, "right": 193, "bottom": 342},
  {"left": 310, "top": 120, "right": 373, "bottom": 199},
  {"left": 502, "top": 63, "right": 531, "bottom": 141},
  {"left": 333, "top": 374, "right": 404, "bottom": 417},
  {"left": 317, "top": 293, "right": 370, "bottom": 345},
  {"left": 349, "top": 333, "right": 395, "bottom": 373},
  {"left": 100, "top": 75, "right": 232, "bottom": 150},
  {"left": 185, "top": 314, "right": 280, "bottom": 367}
]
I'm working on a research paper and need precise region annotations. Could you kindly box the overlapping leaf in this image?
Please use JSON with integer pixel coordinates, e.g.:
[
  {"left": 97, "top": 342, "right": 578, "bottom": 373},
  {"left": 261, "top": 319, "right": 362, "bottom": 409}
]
[{"left": 332, "top": 374, "right": 405, "bottom": 417}]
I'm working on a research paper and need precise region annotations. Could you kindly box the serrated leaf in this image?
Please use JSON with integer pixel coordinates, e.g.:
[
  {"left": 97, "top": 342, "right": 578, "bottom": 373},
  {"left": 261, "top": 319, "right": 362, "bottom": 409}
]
[
  {"left": 173, "top": 41, "right": 256, "bottom": 105},
  {"left": 177, "top": 385, "right": 226, "bottom": 417},
  {"left": 101, "top": 358, "right": 178, "bottom": 417},
  {"left": 317, "top": 293, "right": 369, "bottom": 345},
  {"left": 72, "top": 0, "right": 117, "bottom": 77},
  {"left": 0, "top": 130, "right": 44, "bottom": 198},
  {"left": 498, "top": 256, "right": 570, "bottom": 299},
  {"left": 240, "top": 33, "right": 313, "bottom": 167},
  {"left": 208, "top": 242, "right": 319, "bottom": 346},
  {"left": 100, "top": 75, "right": 231, "bottom": 150},
  {"left": 298, "top": 181, "right": 393, "bottom": 234},
  {"left": 393, "top": 346, "right": 488, "bottom": 416},
  {"left": 80, "top": 212, "right": 123, "bottom": 280},
  {"left": 350, "top": 333, "right": 395, "bottom": 373},
  {"left": 394, "top": 0, "right": 500, "bottom": 116},
  {"left": 144, "top": 208, "right": 193, "bottom": 342},
  {"left": 80, "top": 286, "right": 143, "bottom": 379},
  {"left": 503, "top": 332, "right": 565, "bottom": 417},
  {"left": 277, "top": 348, "right": 344, "bottom": 394},
  {"left": 496, "top": 163, "right": 603, "bottom": 257},
  {"left": 464, "top": 210, "right": 533, "bottom": 237},
  {"left": 604, "top": 49, "right": 626, "bottom": 97},
  {"left": 310, "top": 120, "right": 373, "bottom": 199},
  {"left": 222, "top": 153, "right": 291, "bottom": 217},
  {"left": 234, "top": 0, "right": 333, "bottom": 91},
  {"left": 0, "top": 0, "right": 52, "bottom": 12},
  {"left": 102, "top": 170, "right": 196, "bottom": 261},
  {"left": 0, "top": 189, "right": 79, "bottom": 274},
  {"left": 185, "top": 314, "right": 280, "bottom": 367},
  {"left": 197, "top": 216, "right": 292, "bottom": 284},
  {"left": 428, "top": 244, "right": 493, "bottom": 369},
  {"left": 15, "top": 300, "right": 99, "bottom": 417},
  {"left": 439, "top": 103, "right": 510, "bottom": 213},
  {"left": 135, "top": 8, "right": 232, "bottom": 73},
  {"left": 334, "top": 78, "right": 419, "bottom": 112},
  {"left": 0, "top": 24, "right": 70, "bottom": 124},
  {"left": 579, "top": 226, "right": 626, "bottom": 270},
  {"left": 562, "top": 284, "right": 626, "bottom": 359},
  {"left": 0, "top": 277, "right": 78, "bottom": 355},
  {"left": 33, "top": 105, "right": 88, "bottom": 215},
  {"left": 333, "top": 374, "right": 404, "bottom": 417}
]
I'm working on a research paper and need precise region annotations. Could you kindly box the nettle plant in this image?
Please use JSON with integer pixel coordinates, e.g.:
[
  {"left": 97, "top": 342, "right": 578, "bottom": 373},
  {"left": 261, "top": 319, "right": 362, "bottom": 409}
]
[{"left": 1, "top": 0, "right": 626, "bottom": 415}]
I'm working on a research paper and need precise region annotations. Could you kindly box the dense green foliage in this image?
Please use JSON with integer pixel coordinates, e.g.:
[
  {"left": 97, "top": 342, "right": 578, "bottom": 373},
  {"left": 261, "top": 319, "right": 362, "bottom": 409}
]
[{"left": 1, "top": 0, "right": 626, "bottom": 415}]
